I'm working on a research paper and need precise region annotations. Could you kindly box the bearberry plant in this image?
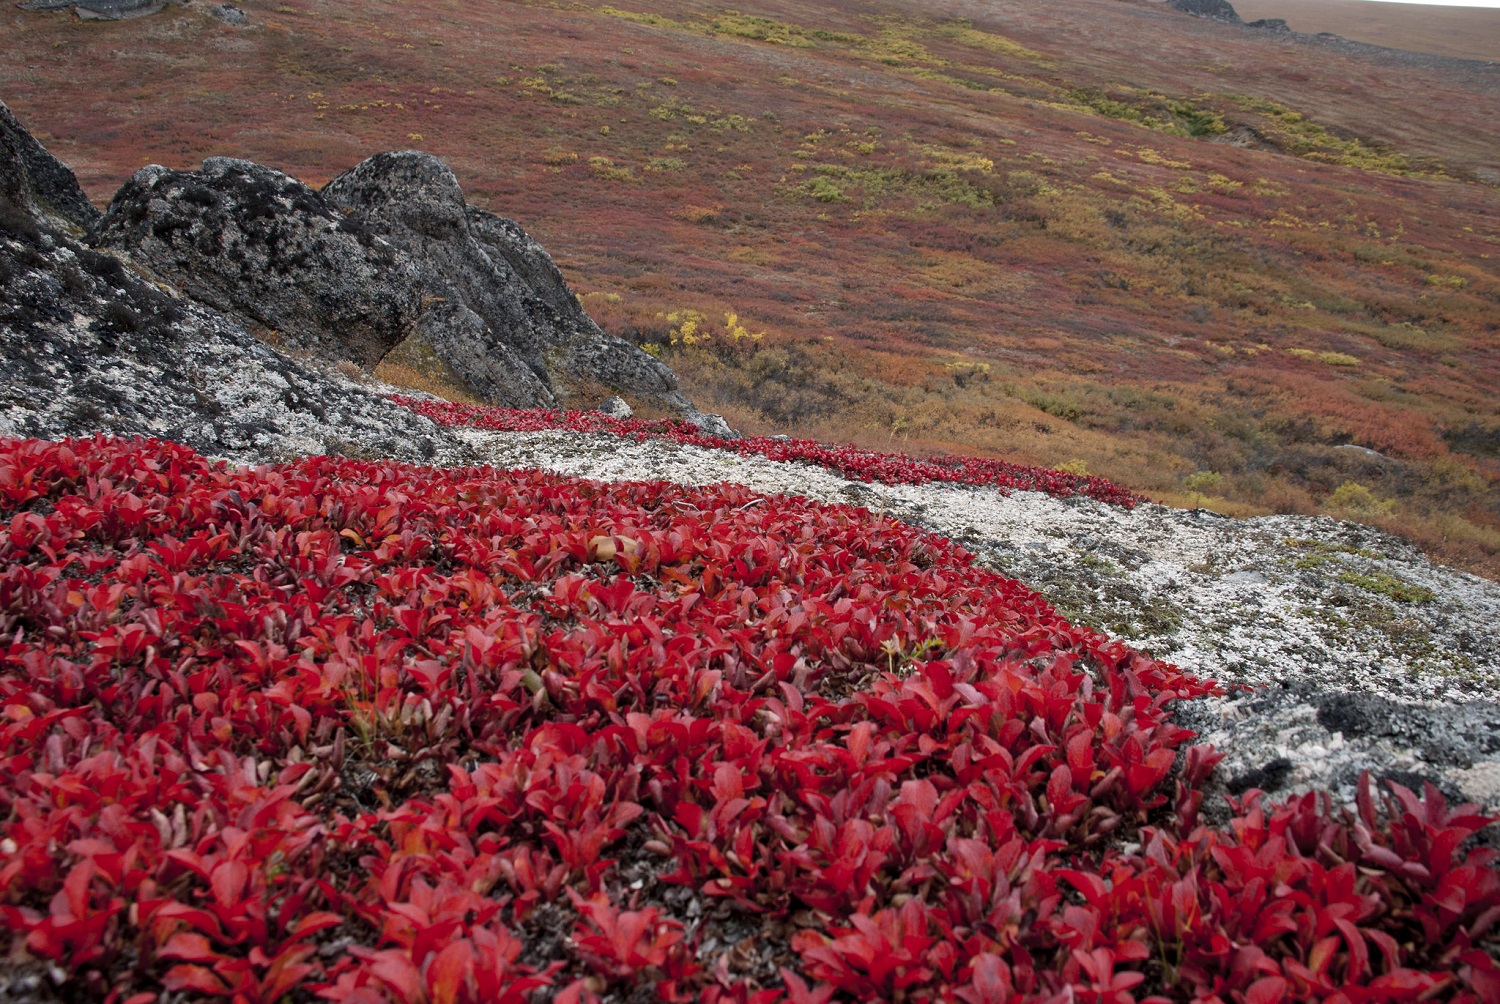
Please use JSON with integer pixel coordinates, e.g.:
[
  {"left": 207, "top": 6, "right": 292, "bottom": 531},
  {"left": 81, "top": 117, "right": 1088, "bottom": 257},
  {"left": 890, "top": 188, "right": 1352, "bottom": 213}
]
[{"left": 1, "top": 435, "right": 1496, "bottom": 1003}]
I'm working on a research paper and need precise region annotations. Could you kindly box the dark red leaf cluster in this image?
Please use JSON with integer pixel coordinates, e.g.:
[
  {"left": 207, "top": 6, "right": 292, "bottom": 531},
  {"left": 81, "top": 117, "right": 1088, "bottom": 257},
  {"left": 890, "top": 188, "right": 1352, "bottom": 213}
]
[
  {"left": 1, "top": 436, "right": 1496, "bottom": 1003},
  {"left": 391, "top": 398, "right": 1144, "bottom": 508}
]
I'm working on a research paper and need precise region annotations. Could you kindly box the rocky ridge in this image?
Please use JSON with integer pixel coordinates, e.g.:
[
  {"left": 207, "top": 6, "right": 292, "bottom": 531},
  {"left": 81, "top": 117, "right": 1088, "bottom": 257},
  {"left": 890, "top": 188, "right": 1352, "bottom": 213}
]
[
  {"left": 1166, "top": 0, "right": 1500, "bottom": 76},
  {"left": 321, "top": 151, "right": 697, "bottom": 415},
  {"left": 1, "top": 101, "right": 473, "bottom": 465},
  {"left": 5, "top": 97, "right": 728, "bottom": 433}
]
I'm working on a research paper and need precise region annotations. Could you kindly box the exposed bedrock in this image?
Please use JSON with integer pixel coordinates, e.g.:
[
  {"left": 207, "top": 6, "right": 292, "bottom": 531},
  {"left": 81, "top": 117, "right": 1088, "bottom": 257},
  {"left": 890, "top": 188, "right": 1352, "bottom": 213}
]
[
  {"left": 0, "top": 99, "right": 101, "bottom": 232},
  {"left": 1168, "top": 0, "right": 1243, "bottom": 23},
  {"left": 0, "top": 98, "right": 465, "bottom": 464},
  {"left": 321, "top": 150, "right": 689, "bottom": 411},
  {"left": 91, "top": 145, "right": 727, "bottom": 426},
  {"left": 93, "top": 157, "right": 426, "bottom": 371}
]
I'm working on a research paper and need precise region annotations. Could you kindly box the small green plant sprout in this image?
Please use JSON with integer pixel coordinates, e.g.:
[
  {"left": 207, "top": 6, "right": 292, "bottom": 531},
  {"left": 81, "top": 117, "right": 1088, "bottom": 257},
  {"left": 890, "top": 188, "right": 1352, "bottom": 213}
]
[
  {"left": 881, "top": 634, "right": 943, "bottom": 674},
  {"left": 1326, "top": 480, "right": 1396, "bottom": 517}
]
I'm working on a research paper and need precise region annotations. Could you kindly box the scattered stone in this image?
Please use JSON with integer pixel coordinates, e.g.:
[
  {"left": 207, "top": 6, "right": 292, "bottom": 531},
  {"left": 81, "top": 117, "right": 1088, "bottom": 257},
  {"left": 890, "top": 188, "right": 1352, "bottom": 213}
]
[
  {"left": 1226, "top": 757, "right": 1294, "bottom": 796},
  {"left": 1168, "top": 0, "right": 1242, "bottom": 23},
  {"left": 682, "top": 410, "right": 736, "bottom": 438},
  {"left": 208, "top": 3, "right": 248, "bottom": 25},
  {"left": 1247, "top": 18, "right": 1290, "bottom": 32},
  {"left": 1332, "top": 443, "right": 1392, "bottom": 464},
  {"left": 596, "top": 395, "right": 632, "bottom": 420}
]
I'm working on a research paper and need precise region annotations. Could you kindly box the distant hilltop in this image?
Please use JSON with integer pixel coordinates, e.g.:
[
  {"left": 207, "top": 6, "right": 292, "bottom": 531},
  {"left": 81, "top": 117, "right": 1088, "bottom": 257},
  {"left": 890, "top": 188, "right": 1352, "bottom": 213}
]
[{"left": 1167, "top": 0, "right": 1290, "bottom": 31}]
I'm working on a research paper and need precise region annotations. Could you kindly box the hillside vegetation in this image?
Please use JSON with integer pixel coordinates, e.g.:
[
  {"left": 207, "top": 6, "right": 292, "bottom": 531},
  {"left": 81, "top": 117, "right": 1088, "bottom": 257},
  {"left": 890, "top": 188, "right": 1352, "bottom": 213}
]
[{"left": 3, "top": 0, "right": 1497, "bottom": 573}]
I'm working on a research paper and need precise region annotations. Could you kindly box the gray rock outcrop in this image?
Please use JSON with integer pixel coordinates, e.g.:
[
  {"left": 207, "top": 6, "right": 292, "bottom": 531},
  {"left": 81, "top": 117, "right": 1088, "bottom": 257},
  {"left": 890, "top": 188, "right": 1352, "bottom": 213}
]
[
  {"left": 208, "top": 4, "right": 248, "bottom": 25},
  {"left": 321, "top": 151, "right": 691, "bottom": 410},
  {"left": 93, "top": 158, "right": 426, "bottom": 370},
  {"left": 2, "top": 99, "right": 730, "bottom": 453},
  {"left": 92, "top": 147, "right": 729, "bottom": 426},
  {"left": 1168, "top": 0, "right": 1242, "bottom": 23},
  {"left": 0, "top": 100, "right": 101, "bottom": 232},
  {"left": 18, "top": 0, "right": 167, "bottom": 20},
  {"left": 0, "top": 102, "right": 465, "bottom": 466},
  {"left": 0, "top": 217, "right": 464, "bottom": 466}
]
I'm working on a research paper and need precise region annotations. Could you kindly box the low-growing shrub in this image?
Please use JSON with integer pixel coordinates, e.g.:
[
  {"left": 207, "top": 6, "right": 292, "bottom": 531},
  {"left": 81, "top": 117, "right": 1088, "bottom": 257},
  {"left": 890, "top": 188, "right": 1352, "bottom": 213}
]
[
  {"left": 0, "top": 435, "right": 1495, "bottom": 1002},
  {"left": 1, "top": 436, "right": 1497, "bottom": 1001}
]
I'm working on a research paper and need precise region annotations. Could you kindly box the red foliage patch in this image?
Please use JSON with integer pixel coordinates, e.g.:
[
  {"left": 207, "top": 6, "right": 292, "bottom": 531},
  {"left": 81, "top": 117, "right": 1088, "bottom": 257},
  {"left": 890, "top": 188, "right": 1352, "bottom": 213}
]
[
  {"left": 393, "top": 398, "right": 1146, "bottom": 508},
  {"left": 1, "top": 436, "right": 1496, "bottom": 1002}
]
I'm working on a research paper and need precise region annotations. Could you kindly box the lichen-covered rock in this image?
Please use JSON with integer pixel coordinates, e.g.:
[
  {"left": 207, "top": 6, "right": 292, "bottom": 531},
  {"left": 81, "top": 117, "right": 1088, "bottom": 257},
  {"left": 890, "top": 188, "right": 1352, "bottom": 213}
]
[
  {"left": 413, "top": 298, "right": 555, "bottom": 407},
  {"left": 0, "top": 118, "right": 465, "bottom": 466},
  {"left": 1168, "top": 0, "right": 1242, "bottom": 23},
  {"left": 208, "top": 4, "right": 248, "bottom": 25},
  {"left": 90, "top": 146, "right": 731, "bottom": 427},
  {"left": 0, "top": 99, "right": 100, "bottom": 232},
  {"left": 321, "top": 151, "right": 688, "bottom": 409},
  {"left": 91, "top": 157, "right": 428, "bottom": 370},
  {"left": 18, "top": 0, "right": 166, "bottom": 19},
  {"left": 0, "top": 224, "right": 466, "bottom": 465},
  {"left": 597, "top": 396, "right": 633, "bottom": 420}
]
